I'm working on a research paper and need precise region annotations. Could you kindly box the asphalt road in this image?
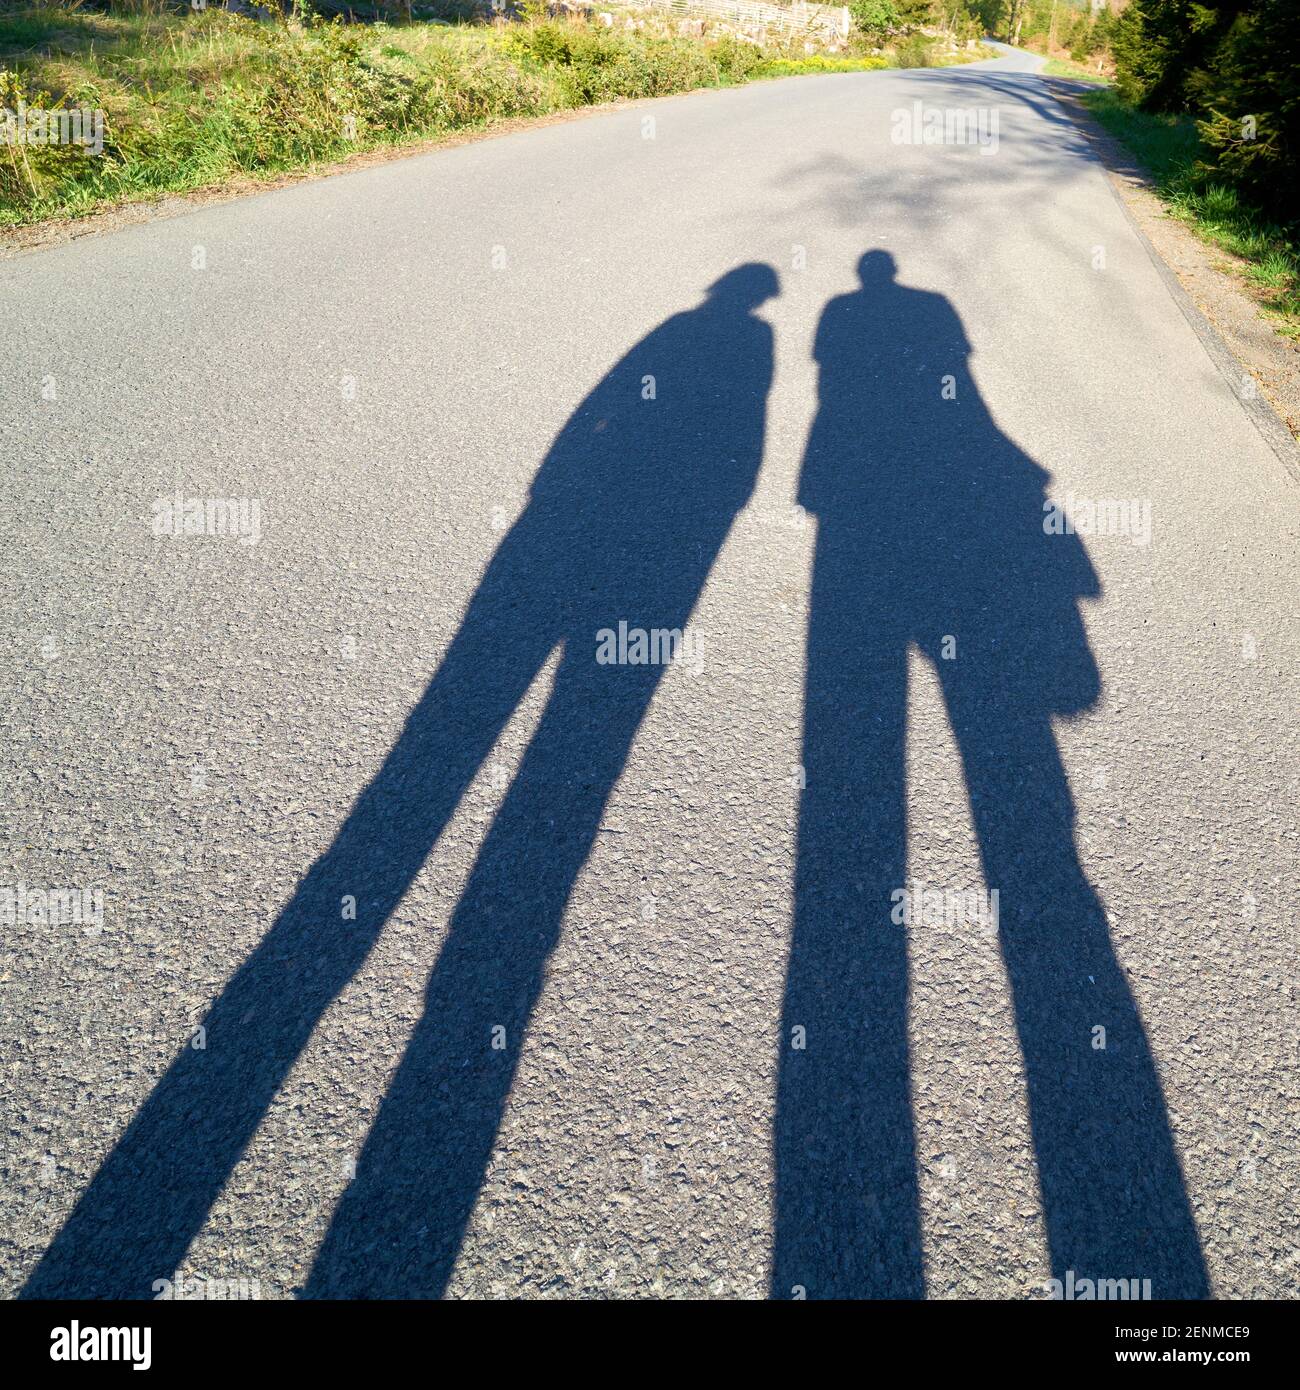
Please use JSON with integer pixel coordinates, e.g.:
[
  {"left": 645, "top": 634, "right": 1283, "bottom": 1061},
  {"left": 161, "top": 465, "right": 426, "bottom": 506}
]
[{"left": 2, "top": 45, "right": 1297, "bottom": 1300}]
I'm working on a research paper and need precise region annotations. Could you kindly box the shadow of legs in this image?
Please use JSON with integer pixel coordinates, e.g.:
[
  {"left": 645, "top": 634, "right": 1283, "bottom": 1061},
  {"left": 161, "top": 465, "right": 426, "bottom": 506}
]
[
  {"left": 303, "top": 653, "right": 670, "bottom": 1297},
  {"left": 772, "top": 587, "right": 923, "bottom": 1300},
  {"left": 944, "top": 676, "right": 1210, "bottom": 1299},
  {"left": 20, "top": 525, "right": 556, "bottom": 1299}
]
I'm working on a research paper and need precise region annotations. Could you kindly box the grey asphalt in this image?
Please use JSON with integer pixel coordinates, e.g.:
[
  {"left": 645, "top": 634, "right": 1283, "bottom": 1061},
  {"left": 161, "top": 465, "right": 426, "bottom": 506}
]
[{"left": 2, "top": 44, "right": 1297, "bottom": 1300}]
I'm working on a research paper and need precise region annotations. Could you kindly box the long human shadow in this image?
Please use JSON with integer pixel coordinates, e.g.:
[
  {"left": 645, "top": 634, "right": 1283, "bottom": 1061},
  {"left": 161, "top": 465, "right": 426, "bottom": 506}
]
[
  {"left": 771, "top": 251, "right": 1208, "bottom": 1300},
  {"left": 22, "top": 263, "right": 779, "bottom": 1299}
]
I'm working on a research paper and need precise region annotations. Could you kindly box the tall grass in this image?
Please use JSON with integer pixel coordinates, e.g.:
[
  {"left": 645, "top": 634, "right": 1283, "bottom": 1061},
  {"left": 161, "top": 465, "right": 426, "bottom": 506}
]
[{"left": 0, "top": 4, "right": 977, "bottom": 227}]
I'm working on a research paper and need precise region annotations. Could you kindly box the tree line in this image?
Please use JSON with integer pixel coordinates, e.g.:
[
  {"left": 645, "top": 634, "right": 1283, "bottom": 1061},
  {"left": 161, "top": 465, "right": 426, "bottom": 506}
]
[{"left": 1110, "top": 2, "right": 1297, "bottom": 225}]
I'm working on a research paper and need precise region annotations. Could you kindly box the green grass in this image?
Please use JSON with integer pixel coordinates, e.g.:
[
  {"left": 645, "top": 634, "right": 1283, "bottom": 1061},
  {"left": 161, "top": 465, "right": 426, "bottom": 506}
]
[
  {"left": 1041, "top": 56, "right": 1109, "bottom": 85},
  {"left": 1079, "top": 87, "right": 1202, "bottom": 182},
  {"left": 1082, "top": 87, "right": 1300, "bottom": 335},
  {"left": 0, "top": 5, "right": 986, "bottom": 228}
]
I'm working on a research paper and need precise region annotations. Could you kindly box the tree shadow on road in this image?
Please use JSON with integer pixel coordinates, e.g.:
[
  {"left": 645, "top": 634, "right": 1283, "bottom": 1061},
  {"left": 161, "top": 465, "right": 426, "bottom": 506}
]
[
  {"left": 21, "top": 262, "right": 780, "bottom": 1300},
  {"left": 771, "top": 250, "right": 1208, "bottom": 1299}
]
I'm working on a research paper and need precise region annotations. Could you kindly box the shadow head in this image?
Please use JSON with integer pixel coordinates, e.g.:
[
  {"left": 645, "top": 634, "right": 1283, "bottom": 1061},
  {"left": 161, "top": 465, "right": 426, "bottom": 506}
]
[
  {"left": 857, "top": 249, "right": 898, "bottom": 286},
  {"left": 705, "top": 262, "right": 780, "bottom": 311}
]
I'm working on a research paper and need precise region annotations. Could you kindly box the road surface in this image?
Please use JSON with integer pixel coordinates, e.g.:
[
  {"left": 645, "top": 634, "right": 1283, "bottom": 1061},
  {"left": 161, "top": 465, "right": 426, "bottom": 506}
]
[{"left": 2, "top": 45, "right": 1297, "bottom": 1299}]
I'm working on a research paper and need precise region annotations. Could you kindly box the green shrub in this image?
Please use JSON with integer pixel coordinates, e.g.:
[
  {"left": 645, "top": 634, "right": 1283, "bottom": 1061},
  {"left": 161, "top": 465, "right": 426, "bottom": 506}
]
[
  {"left": 506, "top": 22, "right": 764, "bottom": 103},
  {"left": 894, "top": 35, "right": 935, "bottom": 68},
  {"left": 848, "top": 0, "right": 901, "bottom": 38}
]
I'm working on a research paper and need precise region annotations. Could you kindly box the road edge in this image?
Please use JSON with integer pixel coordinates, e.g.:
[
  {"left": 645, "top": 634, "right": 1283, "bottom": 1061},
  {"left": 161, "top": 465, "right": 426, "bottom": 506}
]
[
  {"left": 1044, "top": 79, "right": 1300, "bottom": 490},
  {"left": 0, "top": 53, "right": 1009, "bottom": 263}
]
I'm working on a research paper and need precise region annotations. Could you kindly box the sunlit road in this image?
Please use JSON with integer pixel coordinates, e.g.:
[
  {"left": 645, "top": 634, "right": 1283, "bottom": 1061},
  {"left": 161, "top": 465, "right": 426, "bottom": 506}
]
[{"left": 3, "top": 45, "right": 1297, "bottom": 1299}]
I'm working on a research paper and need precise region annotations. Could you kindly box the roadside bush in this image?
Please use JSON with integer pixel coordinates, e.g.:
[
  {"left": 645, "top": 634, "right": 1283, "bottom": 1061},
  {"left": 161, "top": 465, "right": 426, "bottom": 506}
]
[
  {"left": 507, "top": 21, "right": 764, "bottom": 103},
  {"left": 894, "top": 34, "right": 935, "bottom": 68},
  {"left": 0, "top": 69, "right": 98, "bottom": 205},
  {"left": 848, "top": 0, "right": 901, "bottom": 38}
]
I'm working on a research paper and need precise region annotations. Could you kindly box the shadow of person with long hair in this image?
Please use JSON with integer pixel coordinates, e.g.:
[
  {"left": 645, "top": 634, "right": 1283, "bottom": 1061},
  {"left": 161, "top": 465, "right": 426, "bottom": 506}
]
[
  {"left": 22, "top": 263, "right": 780, "bottom": 1300},
  {"left": 771, "top": 250, "right": 1207, "bottom": 1300}
]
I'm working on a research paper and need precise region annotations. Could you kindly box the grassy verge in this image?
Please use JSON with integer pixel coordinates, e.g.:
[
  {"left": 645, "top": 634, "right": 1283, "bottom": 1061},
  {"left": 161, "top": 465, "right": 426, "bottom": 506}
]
[
  {"left": 1081, "top": 87, "right": 1300, "bottom": 336},
  {"left": 1041, "top": 57, "right": 1109, "bottom": 85},
  {"left": 0, "top": 5, "right": 990, "bottom": 228}
]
